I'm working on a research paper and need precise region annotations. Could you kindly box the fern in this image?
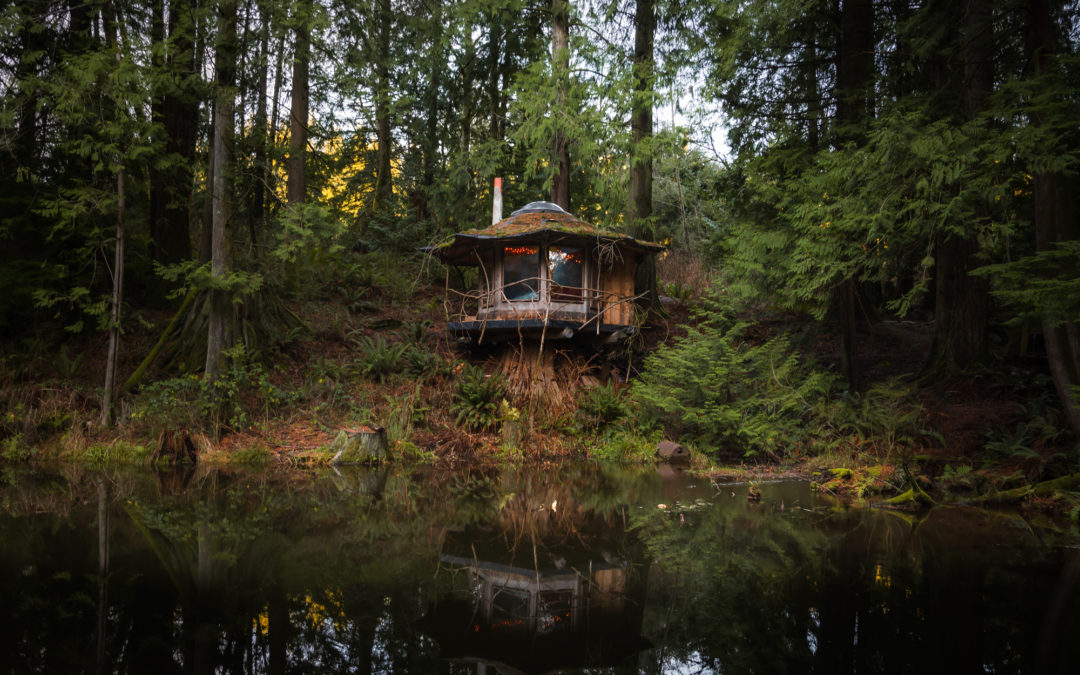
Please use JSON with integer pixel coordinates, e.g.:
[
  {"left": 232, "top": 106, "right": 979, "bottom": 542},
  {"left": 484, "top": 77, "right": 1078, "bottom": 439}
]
[
  {"left": 452, "top": 365, "right": 505, "bottom": 432},
  {"left": 352, "top": 336, "right": 407, "bottom": 383},
  {"left": 577, "top": 382, "right": 630, "bottom": 432}
]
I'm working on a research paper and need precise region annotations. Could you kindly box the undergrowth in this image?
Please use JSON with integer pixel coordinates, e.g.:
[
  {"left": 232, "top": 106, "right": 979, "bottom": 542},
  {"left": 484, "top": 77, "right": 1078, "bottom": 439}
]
[
  {"left": 630, "top": 292, "right": 929, "bottom": 463},
  {"left": 577, "top": 382, "right": 631, "bottom": 434},
  {"left": 128, "top": 347, "right": 298, "bottom": 436}
]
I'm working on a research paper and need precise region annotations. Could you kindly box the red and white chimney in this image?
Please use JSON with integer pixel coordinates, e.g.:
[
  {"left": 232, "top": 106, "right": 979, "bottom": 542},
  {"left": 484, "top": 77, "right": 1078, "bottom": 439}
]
[{"left": 492, "top": 177, "right": 503, "bottom": 224}]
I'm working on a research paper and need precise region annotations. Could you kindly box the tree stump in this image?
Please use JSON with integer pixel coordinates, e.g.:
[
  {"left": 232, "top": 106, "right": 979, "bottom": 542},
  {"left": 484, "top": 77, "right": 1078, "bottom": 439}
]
[
  {"left": 152, "top": 429, "right": 198, "bottom": 464},
  {"left": 328, "top": 426, "right": 389, "bottom": 465}
]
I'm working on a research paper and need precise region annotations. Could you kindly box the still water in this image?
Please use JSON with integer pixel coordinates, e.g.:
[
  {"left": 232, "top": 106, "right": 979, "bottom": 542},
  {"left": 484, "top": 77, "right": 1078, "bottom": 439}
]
[{"left": 1, "top": 462, "right": 1077, "bottom": 674}]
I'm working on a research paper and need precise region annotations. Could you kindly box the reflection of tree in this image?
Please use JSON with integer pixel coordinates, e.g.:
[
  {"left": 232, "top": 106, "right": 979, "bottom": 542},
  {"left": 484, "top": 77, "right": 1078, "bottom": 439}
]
[
  {"left": 632, "top": 496, "right": 1076, "bottom": 673},
  {"left": 95, "top": 479, "right": 108, "bottom": 675},
  {"left": 0, "top": 462, "right": 662, "bottom": 673},
  {"left": 633, "top": 497, "right": 828, "bottom": 672},
  {"left": 124, "top": 475, "right": 282, "bottom": 673},
  {"left": 3, "top": 466, "right": 1078, "bottom": 673},
  {"left": 118, "top": 465, "right": 459, "bottom": 673}
]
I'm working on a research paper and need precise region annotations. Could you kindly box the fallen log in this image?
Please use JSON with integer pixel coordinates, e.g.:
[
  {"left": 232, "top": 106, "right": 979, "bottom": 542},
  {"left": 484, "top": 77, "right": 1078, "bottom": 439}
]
[{"left": 972, "top": 473, "right": 1080, "bottom": 505}]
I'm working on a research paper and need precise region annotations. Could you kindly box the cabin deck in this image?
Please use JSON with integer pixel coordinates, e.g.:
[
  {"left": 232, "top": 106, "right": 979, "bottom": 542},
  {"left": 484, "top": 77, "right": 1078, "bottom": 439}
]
[{"left": 449, "top": 317, "right": 636, "bottom": 343}]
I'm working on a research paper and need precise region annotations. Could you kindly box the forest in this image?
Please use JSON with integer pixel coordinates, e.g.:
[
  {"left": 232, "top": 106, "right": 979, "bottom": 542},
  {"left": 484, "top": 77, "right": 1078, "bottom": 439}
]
[{"left": 1, "top": 0, "right": 1079, "bottom": 512}]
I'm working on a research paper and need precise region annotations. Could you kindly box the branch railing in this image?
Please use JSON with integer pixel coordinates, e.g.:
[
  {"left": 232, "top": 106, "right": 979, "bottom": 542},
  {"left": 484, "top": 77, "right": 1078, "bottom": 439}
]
[{"left": 443, "top": 274, "right": 643, "bottom": 337}]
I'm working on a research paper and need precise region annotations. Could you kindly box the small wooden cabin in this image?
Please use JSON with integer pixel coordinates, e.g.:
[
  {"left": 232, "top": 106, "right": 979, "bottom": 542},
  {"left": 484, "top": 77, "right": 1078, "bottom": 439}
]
[{"left": 433, "top": 201, "right": 662, "bottom": 343}]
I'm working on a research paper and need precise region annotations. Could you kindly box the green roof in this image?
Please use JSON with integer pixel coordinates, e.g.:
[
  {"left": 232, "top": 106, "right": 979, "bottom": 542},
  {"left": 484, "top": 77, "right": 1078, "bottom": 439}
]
[{"left": 432, "top": 206, "right": 662, "bottom": 265}]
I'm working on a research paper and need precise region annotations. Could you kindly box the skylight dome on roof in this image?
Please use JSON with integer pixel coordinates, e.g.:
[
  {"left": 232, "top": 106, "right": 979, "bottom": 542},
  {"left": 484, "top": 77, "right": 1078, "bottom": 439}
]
[{"left": 511, "top": 201, "right": 570, "bottom": 216}]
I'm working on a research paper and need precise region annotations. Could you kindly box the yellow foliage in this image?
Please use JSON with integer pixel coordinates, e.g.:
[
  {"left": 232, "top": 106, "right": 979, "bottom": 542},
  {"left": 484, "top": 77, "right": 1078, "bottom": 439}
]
[
  {"left": 873, "top": 563, "right": 891, "bottom": 588},
  {"left": 255, "top": 608, "right": 270, "bottom": 636},
  {"left": 269, "top": 127, "right": 406, "bottom": 220},
  {"left": 318, "top": 135, "right": 368, "bottom": 218},
  {"left": 298, "top": 588, "right": 347, "bottom": 630}
]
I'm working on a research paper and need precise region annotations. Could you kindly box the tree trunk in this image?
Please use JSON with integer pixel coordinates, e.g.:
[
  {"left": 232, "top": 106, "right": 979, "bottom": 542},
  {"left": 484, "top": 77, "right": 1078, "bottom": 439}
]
[
  {"left": 628, "top": 0, "right": 657, "bottom": 308},
  {"left": 627, "top": 0, "right": 653, "bottom": 237},
  {"left": 459, "top": 26, "right": 475, "bottom": 159},
  {"left": 206, "top": 113, "right": 230, "bottom": 380},
  {"left": 835, "top": 0, "right": 874, "bottom": 146},
  {"left": 287, "top": 0, "right": 310, "bottom": 206},
  {"left": 962, "top": 0, "right": 993, "bottom": 119},
  {"left": 149, "top": 0, "right": 167, "bottom": 256},
  {"left": 101, "top": 8, "right": 127, "bottom": 428},
  {"left": 929, "top": 232, "right": 989, "bottom": 371},
  {"left": 12, "top": 1, "right": 45, "bottom": 177},
  {"left": 269, "top": 18, "right": 287, "bottom": 205},
  {"left": 206, "top": 0, "right": 237, "bottom": 381},
  {"left": 199, "top": 112, "right": 215, "bottom": 265},
  {"left": 249, "top": 0, "right": 271, "bottom": 246},
  {"left": 149, "top": 0, "right": 196, "bottom": 279},
  {"left": 837, "top": 277, "right": 858, "bottom": 391},
  {"left": 1029, "top": 0, "right": 1080, "bottom": 437},
  {"left": 419, "top": 0, "right": 442, "bottom": 221},
  {"left": 805, "top": 41, "right": 819, "bottom": 151},
  {"left": 101, "top": 166, "right": 125, "bottom": 427},
  {"left": 372, "top": 0, "right": 393, "bottom": 215},
  {"left": 489, "top": 11, "right": 502, "bottom": 141},
  {"left": 927, "top": 0, "right": 993, "bottom": 374},
  {"left": 499, "top": 31, "right": 512, "bottom": 143},
  {"left": 236, "top": 7, "right": 251, "bottom": 139},
  {"left": 551, "top": 0, "right": 570, "bottom": 210},
  {"left": 833, "top": 0, "right": 874, "bottom": 390}
]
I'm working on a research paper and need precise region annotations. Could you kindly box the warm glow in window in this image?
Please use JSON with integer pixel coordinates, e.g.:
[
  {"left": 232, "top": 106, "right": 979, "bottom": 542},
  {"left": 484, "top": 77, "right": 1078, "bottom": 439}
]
[
  {"left": 503, "top": 245, "right": 539, "bottom": 300},
  {"left": 548, "top": 246, "right": 584, "bottom": 302}
]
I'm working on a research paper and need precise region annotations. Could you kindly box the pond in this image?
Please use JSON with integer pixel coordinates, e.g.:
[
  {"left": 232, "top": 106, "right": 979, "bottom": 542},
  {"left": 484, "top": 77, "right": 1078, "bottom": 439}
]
[{"left": 1, "top": 462, "right": 1077, "bottom": 674}]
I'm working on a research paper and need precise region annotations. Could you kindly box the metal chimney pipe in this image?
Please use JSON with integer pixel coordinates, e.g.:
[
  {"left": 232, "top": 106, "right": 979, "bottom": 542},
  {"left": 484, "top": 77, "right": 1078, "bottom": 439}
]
[{"left": 492, "top": 177, "right": 503, "bottom": 224}]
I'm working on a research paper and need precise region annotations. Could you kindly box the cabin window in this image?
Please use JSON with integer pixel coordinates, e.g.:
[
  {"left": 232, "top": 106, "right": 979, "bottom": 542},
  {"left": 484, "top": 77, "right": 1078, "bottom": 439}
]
[
  {"left": 548, "top": 245, "right": 584, "bottom": 302},
  {"left": 502, "top": 245, "right": 540, "bottom": 300}
]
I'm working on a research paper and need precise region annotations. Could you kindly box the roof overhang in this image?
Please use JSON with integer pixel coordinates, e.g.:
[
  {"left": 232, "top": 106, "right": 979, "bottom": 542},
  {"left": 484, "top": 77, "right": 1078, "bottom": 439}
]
[{"left": 429, "top": 210, "right": 663, "bottom": 266}]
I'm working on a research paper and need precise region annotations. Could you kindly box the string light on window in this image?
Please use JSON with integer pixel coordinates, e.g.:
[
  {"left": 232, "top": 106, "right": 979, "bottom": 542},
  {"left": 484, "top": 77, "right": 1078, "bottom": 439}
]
[
  {"left": 549, "top": 250, "right": 583, "bottom": 264},
  {"left": 504, "top": 245, "right": 538, "bottom": 256}
]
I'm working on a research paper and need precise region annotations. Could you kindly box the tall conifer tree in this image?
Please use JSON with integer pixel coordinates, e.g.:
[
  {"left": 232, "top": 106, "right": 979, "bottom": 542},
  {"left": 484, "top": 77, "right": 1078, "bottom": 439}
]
[
  {"left": 206, "top": 0, "right": 238, "bottom": 381},
  {"left": 551, "top": 0, "right": 571, "bottom": 209},
  {"left": 288, "top": 0, "right": 311, "bottom": 207},
  {"left": 1028, "top": 0, "right": 1080, "bottom": 436},
  {"left": 629, "top": 0, "right": 657, "bottom": 305},
  {"left": 372, "top": 0, "right": 394, "bottom": 215}
]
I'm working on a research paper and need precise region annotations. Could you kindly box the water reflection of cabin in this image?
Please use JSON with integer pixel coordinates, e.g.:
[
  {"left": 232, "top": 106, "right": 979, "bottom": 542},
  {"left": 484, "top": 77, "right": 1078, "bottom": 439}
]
[
  {"left": 423, "top": 550, "right": 649, "bottom": 672},
  {"left": 433, "top": 201, "right": 663, "bottom": 344}
]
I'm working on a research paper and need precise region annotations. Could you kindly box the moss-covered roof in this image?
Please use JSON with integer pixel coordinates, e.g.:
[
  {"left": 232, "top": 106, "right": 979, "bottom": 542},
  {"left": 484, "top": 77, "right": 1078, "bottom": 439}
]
[{"left": 432, "top": 206, "right": 663, "bottom": 265}]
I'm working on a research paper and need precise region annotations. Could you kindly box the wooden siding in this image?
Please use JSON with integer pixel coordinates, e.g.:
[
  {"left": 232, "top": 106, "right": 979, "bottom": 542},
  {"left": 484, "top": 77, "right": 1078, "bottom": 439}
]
[{"left": 602, "top": 257, "right": 636, "bottom": 326}]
